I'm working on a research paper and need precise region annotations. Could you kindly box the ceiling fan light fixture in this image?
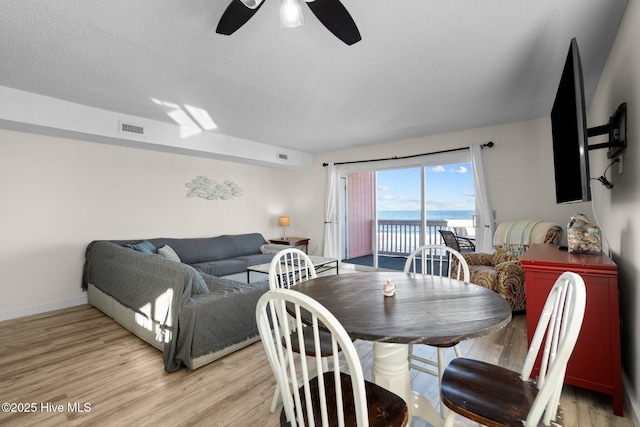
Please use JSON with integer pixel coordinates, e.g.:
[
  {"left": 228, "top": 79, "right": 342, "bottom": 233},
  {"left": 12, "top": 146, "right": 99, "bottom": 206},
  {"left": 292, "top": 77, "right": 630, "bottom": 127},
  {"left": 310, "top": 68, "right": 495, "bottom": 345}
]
[
  {"left": 217, "top": 0, "right": 361, "bottom": 44},
  {"left": 280, "top": 0, "right": 305, "bottom": 28},
  {"left": 239, "top": 0, "right": 264, "bottom": 9}
]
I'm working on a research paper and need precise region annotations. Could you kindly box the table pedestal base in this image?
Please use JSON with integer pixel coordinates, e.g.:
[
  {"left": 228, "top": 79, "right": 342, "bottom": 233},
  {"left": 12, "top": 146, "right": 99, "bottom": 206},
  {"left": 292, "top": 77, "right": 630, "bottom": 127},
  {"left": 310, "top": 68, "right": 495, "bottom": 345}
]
[
  {"left": 371, "top": 343, "right": 411, "bottom": 398},
  {"left": 371, "top": 342, "right": 450, "bottom": 426}
]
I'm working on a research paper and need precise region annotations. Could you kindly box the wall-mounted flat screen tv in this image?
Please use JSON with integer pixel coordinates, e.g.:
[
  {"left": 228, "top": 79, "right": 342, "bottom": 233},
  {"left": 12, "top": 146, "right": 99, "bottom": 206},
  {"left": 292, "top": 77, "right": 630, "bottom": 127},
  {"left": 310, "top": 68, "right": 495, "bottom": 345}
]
[{"left": 551, "top": 38, "right": 591, "bottom": 204}]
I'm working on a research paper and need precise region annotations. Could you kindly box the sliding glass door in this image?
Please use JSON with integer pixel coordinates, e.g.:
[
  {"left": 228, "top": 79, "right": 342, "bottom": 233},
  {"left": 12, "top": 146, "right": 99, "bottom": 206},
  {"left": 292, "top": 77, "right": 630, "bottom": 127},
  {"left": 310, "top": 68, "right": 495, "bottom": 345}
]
[{"left": 340, "top": 156, "right": 475, "bottom": 270}]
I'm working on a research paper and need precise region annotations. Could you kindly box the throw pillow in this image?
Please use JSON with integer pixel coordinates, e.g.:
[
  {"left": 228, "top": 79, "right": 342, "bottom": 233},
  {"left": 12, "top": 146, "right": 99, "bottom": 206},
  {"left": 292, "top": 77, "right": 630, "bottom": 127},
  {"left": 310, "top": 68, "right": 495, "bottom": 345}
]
[
  {"left": 158, "top": 245, "right": 181, "bottom": 262},
  {"left": 191, "top": 272, "right": 210, "bottom": 295},
  {"left": 127, "top": 240, "right": 157, "bottom": 254}
]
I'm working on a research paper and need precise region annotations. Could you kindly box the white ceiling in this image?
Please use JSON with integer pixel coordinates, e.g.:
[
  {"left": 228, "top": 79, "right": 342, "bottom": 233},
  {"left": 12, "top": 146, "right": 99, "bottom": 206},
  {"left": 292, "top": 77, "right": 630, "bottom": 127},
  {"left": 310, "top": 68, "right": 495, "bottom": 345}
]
[{"left": 0, "top": 0, "right": 629, "bottom": 155}]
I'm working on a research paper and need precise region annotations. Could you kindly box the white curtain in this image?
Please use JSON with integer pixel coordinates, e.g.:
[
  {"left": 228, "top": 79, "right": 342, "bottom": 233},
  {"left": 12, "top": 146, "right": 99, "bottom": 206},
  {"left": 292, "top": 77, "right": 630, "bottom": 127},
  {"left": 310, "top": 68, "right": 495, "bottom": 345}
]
[
  {"left": 323, "top": 162, "right": 340, "bottom": 258},
  {"left": 470, "top": 144, "right": 495, "bottom": 252}
]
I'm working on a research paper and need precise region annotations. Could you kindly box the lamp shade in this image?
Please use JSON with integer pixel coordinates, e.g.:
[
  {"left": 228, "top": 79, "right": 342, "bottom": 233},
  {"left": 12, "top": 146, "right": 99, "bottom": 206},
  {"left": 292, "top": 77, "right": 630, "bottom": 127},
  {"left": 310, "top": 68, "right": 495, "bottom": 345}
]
[{"left": 279, "top": 216, "right": 290, "bottom": 227}]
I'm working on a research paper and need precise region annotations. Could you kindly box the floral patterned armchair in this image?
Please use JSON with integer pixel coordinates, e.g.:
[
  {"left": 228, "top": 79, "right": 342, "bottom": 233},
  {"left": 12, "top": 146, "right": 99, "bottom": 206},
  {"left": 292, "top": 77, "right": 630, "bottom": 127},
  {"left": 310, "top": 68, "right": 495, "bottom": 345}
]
[{"left": 454, "top": 221, "right": 563, "bottom": 312}]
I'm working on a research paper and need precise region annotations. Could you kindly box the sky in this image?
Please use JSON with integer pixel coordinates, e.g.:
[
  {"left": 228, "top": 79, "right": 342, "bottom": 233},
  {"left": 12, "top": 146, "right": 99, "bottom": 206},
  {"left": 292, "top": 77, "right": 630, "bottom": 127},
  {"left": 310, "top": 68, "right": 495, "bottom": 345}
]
[{"left": 376, "top": 162, "right": 475, "bottom": 211}]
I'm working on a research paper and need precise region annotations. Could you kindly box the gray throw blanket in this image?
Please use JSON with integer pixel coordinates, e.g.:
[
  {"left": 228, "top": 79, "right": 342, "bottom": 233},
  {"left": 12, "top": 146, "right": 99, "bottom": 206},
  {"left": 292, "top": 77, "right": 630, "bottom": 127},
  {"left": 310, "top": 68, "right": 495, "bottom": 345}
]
[{"left": 83, "top": 241, "right": 268, "bottom": 372}]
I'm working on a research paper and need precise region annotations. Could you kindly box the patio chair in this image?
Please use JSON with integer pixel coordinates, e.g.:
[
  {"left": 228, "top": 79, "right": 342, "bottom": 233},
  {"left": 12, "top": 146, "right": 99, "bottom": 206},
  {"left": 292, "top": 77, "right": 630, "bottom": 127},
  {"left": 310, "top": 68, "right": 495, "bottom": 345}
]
[
  {"left": 257, "top": 288, "right": 409, "bottom": 426},
  {"left": 439, "top": 229, "right": 475, "bottom": 253},
  {"left": 440, "top": 271, "right": 586, "bottom": 427}
]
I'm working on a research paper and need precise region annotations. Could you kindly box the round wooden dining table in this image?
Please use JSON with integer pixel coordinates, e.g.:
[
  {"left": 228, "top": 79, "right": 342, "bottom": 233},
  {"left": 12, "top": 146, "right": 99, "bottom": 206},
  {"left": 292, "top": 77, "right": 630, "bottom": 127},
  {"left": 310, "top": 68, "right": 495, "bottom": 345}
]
[{"left": 292, "top": 271, "right": 512, "bottom": 426}]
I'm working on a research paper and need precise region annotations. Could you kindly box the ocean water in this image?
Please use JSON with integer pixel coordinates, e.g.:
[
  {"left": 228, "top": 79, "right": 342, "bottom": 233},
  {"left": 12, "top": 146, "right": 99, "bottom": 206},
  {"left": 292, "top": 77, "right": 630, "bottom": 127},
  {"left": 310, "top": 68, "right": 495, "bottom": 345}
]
[{"left": 378, "top": 210, "right": 474, "bottom": 221}]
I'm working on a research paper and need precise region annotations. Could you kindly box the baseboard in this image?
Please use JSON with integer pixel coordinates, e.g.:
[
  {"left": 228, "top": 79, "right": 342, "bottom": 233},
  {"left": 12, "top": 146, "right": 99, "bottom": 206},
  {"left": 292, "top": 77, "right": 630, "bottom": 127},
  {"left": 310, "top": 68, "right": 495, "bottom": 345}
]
[
  {"left": 623, "top": 373, "right": 640, "bottom": 426},
  {"left": 0, "top": 296, "right": 88, "bottom": 322}
]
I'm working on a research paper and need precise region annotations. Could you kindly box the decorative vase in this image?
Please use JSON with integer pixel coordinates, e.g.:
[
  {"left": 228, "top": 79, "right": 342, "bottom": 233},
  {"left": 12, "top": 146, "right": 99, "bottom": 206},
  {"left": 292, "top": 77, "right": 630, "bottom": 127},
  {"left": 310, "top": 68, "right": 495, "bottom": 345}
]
[
  {"left": 567, "top": 213, "right": 602, "bottom": 254},
  {"left": 383, "top": 279, "right": 396, "bottom": 297}
]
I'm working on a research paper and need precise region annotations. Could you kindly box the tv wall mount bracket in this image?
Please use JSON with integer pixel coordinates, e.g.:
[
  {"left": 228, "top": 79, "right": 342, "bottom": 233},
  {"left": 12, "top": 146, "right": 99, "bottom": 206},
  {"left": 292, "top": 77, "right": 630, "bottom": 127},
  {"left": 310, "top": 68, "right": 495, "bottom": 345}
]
[{"left": 587, "top": 102, "right": 627, "bottom": 159}]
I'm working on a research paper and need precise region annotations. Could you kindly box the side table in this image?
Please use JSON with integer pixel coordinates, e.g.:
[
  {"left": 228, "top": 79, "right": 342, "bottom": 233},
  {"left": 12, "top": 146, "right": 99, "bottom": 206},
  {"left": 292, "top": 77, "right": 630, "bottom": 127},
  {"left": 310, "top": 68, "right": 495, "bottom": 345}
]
[
  {"left": 269, "top": 237, "right": 310, "bottom": 254},
  {"left": 521, "top": 243, "right": 622, "bottom": 416}
]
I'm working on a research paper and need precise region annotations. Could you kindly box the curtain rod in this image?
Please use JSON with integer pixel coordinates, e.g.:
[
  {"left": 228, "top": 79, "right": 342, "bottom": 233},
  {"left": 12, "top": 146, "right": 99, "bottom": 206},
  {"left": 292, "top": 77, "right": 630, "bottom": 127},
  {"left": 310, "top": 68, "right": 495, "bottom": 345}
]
[{"left": 322, "top": 142, "right": 494, "bottom": 167}]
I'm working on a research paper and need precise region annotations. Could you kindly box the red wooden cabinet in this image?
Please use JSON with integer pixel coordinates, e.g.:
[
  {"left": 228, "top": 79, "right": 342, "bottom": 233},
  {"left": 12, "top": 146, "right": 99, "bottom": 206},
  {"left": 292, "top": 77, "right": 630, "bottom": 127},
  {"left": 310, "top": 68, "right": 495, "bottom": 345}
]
[{"left": 521, "top": 243, "right": 623, "bottom": 416}]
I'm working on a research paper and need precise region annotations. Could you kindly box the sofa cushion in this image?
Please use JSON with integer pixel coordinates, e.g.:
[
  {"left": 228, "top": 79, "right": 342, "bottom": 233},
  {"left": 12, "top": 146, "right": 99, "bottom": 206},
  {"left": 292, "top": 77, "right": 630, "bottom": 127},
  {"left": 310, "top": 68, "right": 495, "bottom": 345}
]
[
  {"left": 193, "top": 259, "right": 249, "bottom": 277},
  {"left": 127, "top": 240, "right": 157, "bottom": 254},
  {"left": 151, "top": 238, "right": 225, "bottom": 264},
  {"left": 234, "top": 253, "right": 274, "bottom": 266},
  {"left": 468, "top": 265, "right": 498, "bottom": 292},
  {"left": 158, "top": 245, "right": 181, "bottom": 262},
  {"left": 148, "top": 233, "right": 268, "bottom": 264},
  {"left": 462, "top": 252, "right": 493, "bottom": 266},
  {"left": 261, "top": 243, "right": 290, "bottom": 254},
  {"left": 200, "top": 273, "right": 267, "bottom": 292},
  {"left": 217, "top": 233, "right": 269, "bottom": 259},
  {"left": 194, "top": 253, "right": 274, "bottom": 276}
]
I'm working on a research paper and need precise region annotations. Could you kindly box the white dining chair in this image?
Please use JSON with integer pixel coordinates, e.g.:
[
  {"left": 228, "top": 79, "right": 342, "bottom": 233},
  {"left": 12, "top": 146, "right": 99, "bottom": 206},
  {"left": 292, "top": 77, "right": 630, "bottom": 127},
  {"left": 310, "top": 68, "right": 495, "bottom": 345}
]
[
  {"left": 403, "top": 245, "right": 470, "bottom": 386},
  {"left": 268, "top": 248, "right": 329, "bottom": 413},
  {"left": 256, "top": 288, "right": 409, "bottom": 426},
  {"left": 269, "top": 248, "right": 317, "bottom": 290},
  {"left": 440, "top": 271, "right": 586, "bottom": 426}
]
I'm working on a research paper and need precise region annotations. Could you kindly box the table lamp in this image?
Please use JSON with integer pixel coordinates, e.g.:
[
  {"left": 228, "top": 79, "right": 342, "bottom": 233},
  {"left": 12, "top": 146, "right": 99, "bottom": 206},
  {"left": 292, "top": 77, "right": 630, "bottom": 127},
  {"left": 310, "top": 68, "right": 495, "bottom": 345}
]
[{"left": 279, "top": 216, "right": 290, "bottom": 239}]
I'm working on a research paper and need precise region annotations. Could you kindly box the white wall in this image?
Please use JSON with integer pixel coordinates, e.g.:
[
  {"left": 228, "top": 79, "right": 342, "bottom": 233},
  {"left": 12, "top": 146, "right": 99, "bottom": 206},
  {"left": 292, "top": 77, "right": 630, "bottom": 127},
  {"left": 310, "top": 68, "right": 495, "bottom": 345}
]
[
  {"left": 307, "top": 117, "right": 591, "bottom": 246},
  {"left": 586, "top": 0, "right": 640, "bottom": 420},
  {"left": 0, "top": 128, "right": 296, "bottom": 319}
]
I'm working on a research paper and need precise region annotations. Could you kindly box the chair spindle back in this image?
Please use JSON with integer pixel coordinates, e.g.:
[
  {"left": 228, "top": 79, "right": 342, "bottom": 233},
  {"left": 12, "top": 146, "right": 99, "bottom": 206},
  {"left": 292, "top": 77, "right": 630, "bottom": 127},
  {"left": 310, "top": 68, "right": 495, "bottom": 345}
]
[
  {"left": 269, "top": 248, "right": 317, "bottom": 290},
  {"left": 521, "top": 271, "right": 586, "bottom": 426},
  {"left": 404, "top": 244, "right": 470, "bottom": 282},
  {"left": 257, "top": 289, "right": 368, "bottom": 426}
]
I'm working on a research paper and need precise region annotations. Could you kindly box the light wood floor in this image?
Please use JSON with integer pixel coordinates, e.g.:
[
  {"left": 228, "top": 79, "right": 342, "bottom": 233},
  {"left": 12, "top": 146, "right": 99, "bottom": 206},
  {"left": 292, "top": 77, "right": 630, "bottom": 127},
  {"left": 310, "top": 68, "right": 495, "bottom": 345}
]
[{"left": 0, "top": 304, "right": 633, "bottom": 427}]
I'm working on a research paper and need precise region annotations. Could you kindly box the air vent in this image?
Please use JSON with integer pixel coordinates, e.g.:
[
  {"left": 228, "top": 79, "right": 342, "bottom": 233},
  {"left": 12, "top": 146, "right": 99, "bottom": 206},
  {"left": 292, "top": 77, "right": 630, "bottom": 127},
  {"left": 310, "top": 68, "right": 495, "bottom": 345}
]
[
  {"left": 119, "top": 121, "right": 145, "bottom": 136},
  {"left": 277, "top": 153, "right": 289, "bottom": 161}
]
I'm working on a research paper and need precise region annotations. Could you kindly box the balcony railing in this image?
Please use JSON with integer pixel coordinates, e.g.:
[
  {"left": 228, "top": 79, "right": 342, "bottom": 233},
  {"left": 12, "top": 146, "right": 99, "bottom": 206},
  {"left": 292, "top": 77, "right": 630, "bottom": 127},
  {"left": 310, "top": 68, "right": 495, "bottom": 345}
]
[{"left": 376, "top": 219, "right": 465, "bottom": 255}]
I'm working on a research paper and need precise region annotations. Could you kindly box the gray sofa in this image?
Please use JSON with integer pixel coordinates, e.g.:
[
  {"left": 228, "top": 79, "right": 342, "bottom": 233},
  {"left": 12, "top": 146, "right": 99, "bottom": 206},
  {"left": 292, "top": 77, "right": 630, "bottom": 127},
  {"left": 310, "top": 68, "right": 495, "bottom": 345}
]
[{"left": 82, "top": 233, "right": 278, "bottom": 372}]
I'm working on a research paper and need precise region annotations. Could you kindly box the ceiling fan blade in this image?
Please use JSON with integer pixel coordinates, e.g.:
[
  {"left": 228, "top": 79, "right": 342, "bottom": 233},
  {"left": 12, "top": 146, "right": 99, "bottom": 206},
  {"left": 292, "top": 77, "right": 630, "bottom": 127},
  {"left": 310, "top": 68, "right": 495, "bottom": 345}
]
[
  {"left": 216, "top": 0, "right": 265, "bottom": 36},
  {"left": 306, "top": 0, "right": 361, "bottom": 45}
]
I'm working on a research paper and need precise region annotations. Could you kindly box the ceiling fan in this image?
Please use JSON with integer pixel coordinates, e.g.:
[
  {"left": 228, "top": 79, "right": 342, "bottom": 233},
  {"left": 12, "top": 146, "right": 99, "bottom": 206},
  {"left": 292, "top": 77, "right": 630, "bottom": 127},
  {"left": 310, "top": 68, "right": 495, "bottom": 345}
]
[{"left": 216, "top": 0, "right": 361, "bottom": 45}]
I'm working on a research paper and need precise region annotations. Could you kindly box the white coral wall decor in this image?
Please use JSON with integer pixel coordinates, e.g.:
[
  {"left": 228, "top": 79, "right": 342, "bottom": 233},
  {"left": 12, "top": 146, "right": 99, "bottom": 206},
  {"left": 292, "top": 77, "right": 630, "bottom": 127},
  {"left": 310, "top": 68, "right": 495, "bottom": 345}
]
[{"left": 186, "top": 176, "right": 243, "bottom": 200}]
